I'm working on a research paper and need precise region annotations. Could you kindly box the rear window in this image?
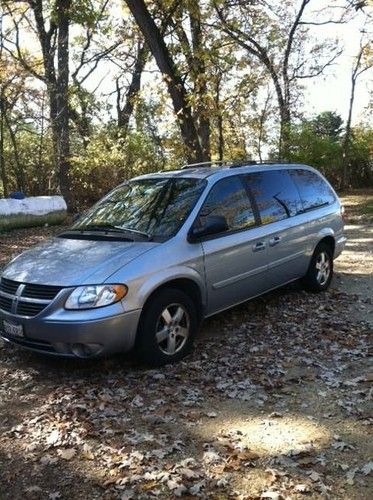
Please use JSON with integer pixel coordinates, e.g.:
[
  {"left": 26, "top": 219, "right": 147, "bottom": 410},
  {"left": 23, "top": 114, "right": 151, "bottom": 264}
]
[
  {"left": 244, "top": 170, "right": 302, "bottom": 225},
  {"left": 289, "top": 169, "right": 335, "bottom": 212}
]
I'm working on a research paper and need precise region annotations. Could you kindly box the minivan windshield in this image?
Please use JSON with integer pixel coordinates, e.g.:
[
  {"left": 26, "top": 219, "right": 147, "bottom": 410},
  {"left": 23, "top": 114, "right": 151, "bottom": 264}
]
[{"left": 72, "top": 177, "right": 207, "bottom": 241}]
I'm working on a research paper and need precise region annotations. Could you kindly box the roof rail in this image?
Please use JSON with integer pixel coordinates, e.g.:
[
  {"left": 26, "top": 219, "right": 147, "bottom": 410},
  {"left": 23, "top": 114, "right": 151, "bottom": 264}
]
[
  {"left": 181, "top": 159, "right": 290, "bottom": 170},
  {"left": 181, "top": 160, "right": 230, "bottom": 169},
  {"left": 229, "top": 159, "right": 289, "bottom": 168}
]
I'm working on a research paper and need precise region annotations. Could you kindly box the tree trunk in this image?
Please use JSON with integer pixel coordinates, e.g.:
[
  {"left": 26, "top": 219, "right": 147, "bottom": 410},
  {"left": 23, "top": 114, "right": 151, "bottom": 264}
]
[
  {"left": 4, "top": 113, "right": 24, "bottom": 192},
  {"left": 69, "top": 100, "right": 90, "bottom": 149},
  {"left": 56, "top": 0, "right": 72, "bottom": 210},
  {"left": 189, "top": 5, "right": 210, "bottom": 161},
  {"left": 38, "top": 91, "right": 46, "bottom": 190},
  {"left": 0, "top": 90, "right": 8, "bottom": 197},
  {"left": 125, "top": 0, "right": 203, "bottom": 163},
  {"left": 341, "top": 77, "right": 356, "bottom": 190},
  {"left": 117, "top": 43, "right": 147, "bottom": 135},
  {"left": 214, "top": 75, "right": 224, "bottom": 161},
  {"left": 0, "top": 14, "right": 8, "bottom": 197},
  {"left": 279, "top": 106, "right": 291, "bottom": 160},
  {"left": 29, "top": 0, "right": 72, "bottom": 209}
]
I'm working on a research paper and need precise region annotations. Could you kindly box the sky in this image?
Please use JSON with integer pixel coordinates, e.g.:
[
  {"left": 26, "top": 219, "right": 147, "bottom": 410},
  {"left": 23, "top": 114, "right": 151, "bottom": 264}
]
[
  {"left": 84, "top": 1, "right": 373, "bottom": 128},
  {"left": 304, "top": 10, "right": 372, "bottom": 124},
  {"left": 2, "top": 1, "right": 372, "bottom": 128}
]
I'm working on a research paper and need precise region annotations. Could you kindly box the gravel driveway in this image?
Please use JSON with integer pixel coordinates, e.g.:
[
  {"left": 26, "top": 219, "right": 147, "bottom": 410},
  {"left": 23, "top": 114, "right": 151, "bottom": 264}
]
[{"left": 0, "top": 205, "right": 371, "bottom": 499}]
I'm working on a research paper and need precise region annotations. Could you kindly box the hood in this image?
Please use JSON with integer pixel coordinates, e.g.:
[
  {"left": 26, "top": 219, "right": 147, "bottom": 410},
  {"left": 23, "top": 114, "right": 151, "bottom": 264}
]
[{"left": 2, "top": 236, "right": 159, "bottom": 286}]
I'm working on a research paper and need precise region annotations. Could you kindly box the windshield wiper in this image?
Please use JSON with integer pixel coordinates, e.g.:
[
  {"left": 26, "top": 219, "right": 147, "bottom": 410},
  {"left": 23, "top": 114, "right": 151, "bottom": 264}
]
[
  {"left": 72, "top": 224, "right": 127, "bottom": 233},
  {"left": 117, "top": 226, "right": 153, "bottom": 241},
  {"left": 71, "top": 224, "right": 152, "bottom": 240}
]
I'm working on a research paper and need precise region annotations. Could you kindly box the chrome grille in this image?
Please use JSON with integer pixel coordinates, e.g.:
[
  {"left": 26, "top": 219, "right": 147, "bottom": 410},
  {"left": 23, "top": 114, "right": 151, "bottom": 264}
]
[
  {"left": 0, "top": 278, "right": 63, "bottom": 317},
  {"left": 23, "top": 284, "right": 62, "bottom": 300},
  {"left": 17, "top": 302, "right": 48, "bottom": 317},
  {"left": 0, "top": 278, "right": 19, "bottom": 295},
  {"left": 0, "top": 296, "right": 12, "bottom": 312}
]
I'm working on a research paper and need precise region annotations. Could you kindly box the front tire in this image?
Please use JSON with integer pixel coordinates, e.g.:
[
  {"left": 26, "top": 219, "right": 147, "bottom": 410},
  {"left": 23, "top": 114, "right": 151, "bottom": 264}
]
[
  {"left": 136, "top": 288, "right": 199, "bottom": 366},
  {"left": 302, "top": 242, "right": 333, "bottom": 292}
]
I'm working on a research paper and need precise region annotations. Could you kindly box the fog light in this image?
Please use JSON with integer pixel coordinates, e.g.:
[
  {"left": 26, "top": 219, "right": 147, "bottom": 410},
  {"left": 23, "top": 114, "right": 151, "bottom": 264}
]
[{"left": 71, "top": 343, "right": 102, "bottom": 358}]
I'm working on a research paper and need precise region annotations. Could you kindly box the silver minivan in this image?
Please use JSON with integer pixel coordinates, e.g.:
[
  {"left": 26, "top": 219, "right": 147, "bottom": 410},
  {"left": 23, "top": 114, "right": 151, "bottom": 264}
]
[{"left": 0, "top": 162, "right": 346, "bottom": 365}]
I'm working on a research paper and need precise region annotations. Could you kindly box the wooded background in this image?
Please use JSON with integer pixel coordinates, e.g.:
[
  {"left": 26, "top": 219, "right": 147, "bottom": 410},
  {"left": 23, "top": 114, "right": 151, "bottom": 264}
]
[{"left": 0, "top": 0, "right": 372, "bottom": 211}]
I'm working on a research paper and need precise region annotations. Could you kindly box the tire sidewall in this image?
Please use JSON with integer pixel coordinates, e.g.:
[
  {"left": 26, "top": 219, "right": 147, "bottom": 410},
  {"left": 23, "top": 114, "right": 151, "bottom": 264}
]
[
  {"left": 305, "top": 243, "right": 334, "bottom": 292},
  {"left": 136, "top": 288, "right": 199, "bottom": 366}
]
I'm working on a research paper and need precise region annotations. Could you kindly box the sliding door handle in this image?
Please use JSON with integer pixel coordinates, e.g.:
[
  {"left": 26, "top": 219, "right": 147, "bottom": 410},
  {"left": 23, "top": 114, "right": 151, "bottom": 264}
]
[
  {"left": 253, "top": 241, "right": 266, "bottom": 252},
  {"left": 269, "top": 236, "right": 281, "bottom": 247}
]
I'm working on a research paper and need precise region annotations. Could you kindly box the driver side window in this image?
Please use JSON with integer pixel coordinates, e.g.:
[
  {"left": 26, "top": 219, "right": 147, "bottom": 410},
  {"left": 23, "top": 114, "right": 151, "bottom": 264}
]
[{"left": 199, "top": 176, "right": 256, "bottom": 232}]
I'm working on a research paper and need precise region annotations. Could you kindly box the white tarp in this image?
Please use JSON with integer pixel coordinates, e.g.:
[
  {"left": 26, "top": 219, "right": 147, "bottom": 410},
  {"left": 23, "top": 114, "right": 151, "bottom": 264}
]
[
  {"left": 0, "top": 196, "right": 67, "bottom": 230},
  {"left": 0, "top": 196, "right": 67, "bottom": 217}
]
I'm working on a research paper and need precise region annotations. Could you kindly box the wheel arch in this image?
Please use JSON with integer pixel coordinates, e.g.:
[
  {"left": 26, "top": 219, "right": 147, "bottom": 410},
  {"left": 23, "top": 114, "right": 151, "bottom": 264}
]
[
  {"left": 315, "top": 235, "right": 336, "bottom": 256},
  {"left": 139, "top": 274, "right": 205, "bottom": 322}
]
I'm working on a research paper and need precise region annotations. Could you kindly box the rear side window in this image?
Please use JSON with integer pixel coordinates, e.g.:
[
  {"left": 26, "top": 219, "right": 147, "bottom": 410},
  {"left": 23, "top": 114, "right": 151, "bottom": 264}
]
[
  {"left": 289, "top": 169, "right": 335, "bottom": 211},
  {"left": 244, "top": 170, "right": 301, "bottom": 224},
  {"left": 199, "top": 176, "right": 256, "bottom": 231}
]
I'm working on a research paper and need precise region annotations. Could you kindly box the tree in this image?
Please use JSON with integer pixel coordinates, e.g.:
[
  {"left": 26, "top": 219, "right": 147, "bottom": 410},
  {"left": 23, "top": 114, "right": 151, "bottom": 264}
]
[
  {"left": 163, "top": 0, "right": 212, "bottom": 160},
  {"left": 214, "top": 0, "right": 348, "bottom": 158},
  {"left": 0, "top": 12, "right": 8, "bottom": 197},
  {"left": 287, "top": 119, "right": 343, "bottom": 185},
  {"left": 341, "top": 38, "right": 372, "bottom": 189},
  {"left": 124, "top": 0, "right": 204, "bottom": 163},
  {"left": 3, "top": 0, "right": 118, "bottom": 208},
  {"left": 69, "top": 0, "right": 121, "bottom": 147},
  {"left": 3, "top": 0, "right": 72, "bottom": 207},
  {"left": 312, "top": 111, "right": 343, "bottom": 141},
  {"left": 116, "top": 41, "right": 148, "bottom": 135}
]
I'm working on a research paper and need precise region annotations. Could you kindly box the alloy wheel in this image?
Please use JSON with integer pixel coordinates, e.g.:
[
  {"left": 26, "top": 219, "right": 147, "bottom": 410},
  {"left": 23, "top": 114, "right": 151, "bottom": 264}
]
[
  {"left": 155, "top": 303, "right": 190, "bottom": 355},
  {"left": 315, "top": 251, "right": 331, "bottom": 286}
]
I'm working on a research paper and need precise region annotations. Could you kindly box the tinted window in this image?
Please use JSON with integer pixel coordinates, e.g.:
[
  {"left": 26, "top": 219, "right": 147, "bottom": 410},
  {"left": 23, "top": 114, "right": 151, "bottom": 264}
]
[
  {"left": 74, "top": 177, "right": 206, "bottom": 239},
  {"left": 199, "top": 176, "right": 256, "bottom": 232},
  {"left": 245, "top": 170, "right": 301, "bottom": 224},
  {"left": 289, "top": 169, "right": 335, "bottom": 211}
]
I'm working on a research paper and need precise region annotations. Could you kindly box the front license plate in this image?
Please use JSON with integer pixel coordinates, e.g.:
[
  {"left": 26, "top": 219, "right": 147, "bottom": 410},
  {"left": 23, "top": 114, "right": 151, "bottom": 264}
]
[{"left": 3, "top": 320, "right": 24, "bottom": 338}]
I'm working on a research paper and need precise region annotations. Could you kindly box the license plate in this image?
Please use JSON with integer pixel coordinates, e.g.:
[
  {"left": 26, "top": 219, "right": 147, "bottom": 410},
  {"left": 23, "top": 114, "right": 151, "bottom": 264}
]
[{"left": 3, "top": 320, "right": 24, "bottom": 338}]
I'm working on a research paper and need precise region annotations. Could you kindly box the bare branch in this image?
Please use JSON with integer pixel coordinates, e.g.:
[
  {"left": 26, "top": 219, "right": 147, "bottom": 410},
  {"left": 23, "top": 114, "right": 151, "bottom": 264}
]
[
  {"left": 299, "top": 19, "right": 349, "bottom": 25},
  {"left": 283, "top": 0, "right": 311, "bottom": 86},
  {"left": 2, "top": 7, "right": 45, "bottom": 81},
  {"left": 292, "top": 48, "right": 343, "bottom": 79}
]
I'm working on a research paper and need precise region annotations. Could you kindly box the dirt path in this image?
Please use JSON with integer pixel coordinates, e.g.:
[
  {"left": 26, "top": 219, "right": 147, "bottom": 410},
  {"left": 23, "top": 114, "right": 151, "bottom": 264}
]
[
  {"left": 333, "top": 223, "right": 373, "bottom": 325},
  {"left": 0, "top": 201, "right": 372, "bottom": 499}
]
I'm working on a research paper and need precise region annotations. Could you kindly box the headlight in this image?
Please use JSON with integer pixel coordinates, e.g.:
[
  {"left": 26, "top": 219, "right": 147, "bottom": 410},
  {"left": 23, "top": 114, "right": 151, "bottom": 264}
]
[{"left": 65, "top": 284, "right": 128, "bottom": 310}]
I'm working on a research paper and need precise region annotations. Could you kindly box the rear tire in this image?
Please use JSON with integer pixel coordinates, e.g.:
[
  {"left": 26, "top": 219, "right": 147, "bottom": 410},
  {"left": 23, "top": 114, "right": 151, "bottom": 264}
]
[
  {"left": 302, "top": 242, "right": 333, "bottom": 293},
  {"left": 136, "top": 288, "right": 199, "bottom": 366}
]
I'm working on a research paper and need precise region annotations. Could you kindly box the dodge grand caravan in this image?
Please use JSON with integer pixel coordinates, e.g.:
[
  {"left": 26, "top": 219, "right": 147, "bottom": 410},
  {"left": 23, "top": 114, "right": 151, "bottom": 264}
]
[{"left": 0, "top": 161, "right": 346, "bottom": 365}]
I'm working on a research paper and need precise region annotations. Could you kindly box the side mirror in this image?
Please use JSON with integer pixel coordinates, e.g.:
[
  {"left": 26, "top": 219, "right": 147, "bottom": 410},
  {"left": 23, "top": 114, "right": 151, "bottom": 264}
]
[{"left": 189, "top": 215, "right": 229, "bottom": 242}]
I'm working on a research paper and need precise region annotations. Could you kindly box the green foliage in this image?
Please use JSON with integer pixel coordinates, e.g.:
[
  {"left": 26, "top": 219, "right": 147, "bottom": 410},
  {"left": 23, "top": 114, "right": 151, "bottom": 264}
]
[
  {"left": 287, "top": 117, "right": 372, "bottom": 188},
  {"left": 1, "top": 0, "right": 371, "bottom": 205},
  {"left": 69, "top": 127, "right": 167, "bottom": 209},
  {"left": 312, "top": 111, "right": 343, "bottom": 141},
  {"left": 1, "top": 127, "right": 56, "bottom": 197},
  {"left": 348, "top": 125, "right": 373, "bottom": 187},
  {"left": 287, "top": 120, "right": 343, "bottom": 185}
]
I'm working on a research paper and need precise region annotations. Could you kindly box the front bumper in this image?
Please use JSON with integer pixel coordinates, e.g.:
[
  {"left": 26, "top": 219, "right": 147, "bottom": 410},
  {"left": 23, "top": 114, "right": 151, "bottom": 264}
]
[{"left": 0, "top": 303, "right": 142, "bottom": 358}]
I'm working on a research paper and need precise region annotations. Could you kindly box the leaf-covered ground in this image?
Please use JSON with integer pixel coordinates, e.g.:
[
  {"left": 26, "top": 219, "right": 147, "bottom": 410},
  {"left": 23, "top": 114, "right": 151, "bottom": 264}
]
[{"left": 0, "top": 193, "right": 372, "bottom": 499}]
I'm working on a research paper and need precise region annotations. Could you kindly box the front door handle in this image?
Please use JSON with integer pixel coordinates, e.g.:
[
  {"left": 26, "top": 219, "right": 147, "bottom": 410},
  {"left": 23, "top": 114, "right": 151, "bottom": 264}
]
[
  {"left": 253, "top": 241, "right": 266, "bottom": 252},
  {"left": 269, "top": 236, "right": 281, "bottom": 247}
]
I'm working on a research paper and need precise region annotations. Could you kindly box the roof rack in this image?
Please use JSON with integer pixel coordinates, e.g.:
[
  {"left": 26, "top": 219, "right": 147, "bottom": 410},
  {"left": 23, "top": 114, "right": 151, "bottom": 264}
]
[
  {"left": 182, "top": 159, "right": 289, "bottom": 169},
  {"left": 229, "top": 159, "right": 289, "bottom": 168},
  {"left": 181, "top": 160, "right": 230, "bottom": 169}
]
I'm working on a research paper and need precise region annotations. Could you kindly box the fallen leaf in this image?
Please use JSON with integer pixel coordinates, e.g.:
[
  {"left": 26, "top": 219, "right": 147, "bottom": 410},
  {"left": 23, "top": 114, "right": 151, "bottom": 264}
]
[
  {"left": 361, "top": 461, "right": 373, "bottom": 475},
  {"left": 58, "top": 448, "right": 76, "bottom": 460}
]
